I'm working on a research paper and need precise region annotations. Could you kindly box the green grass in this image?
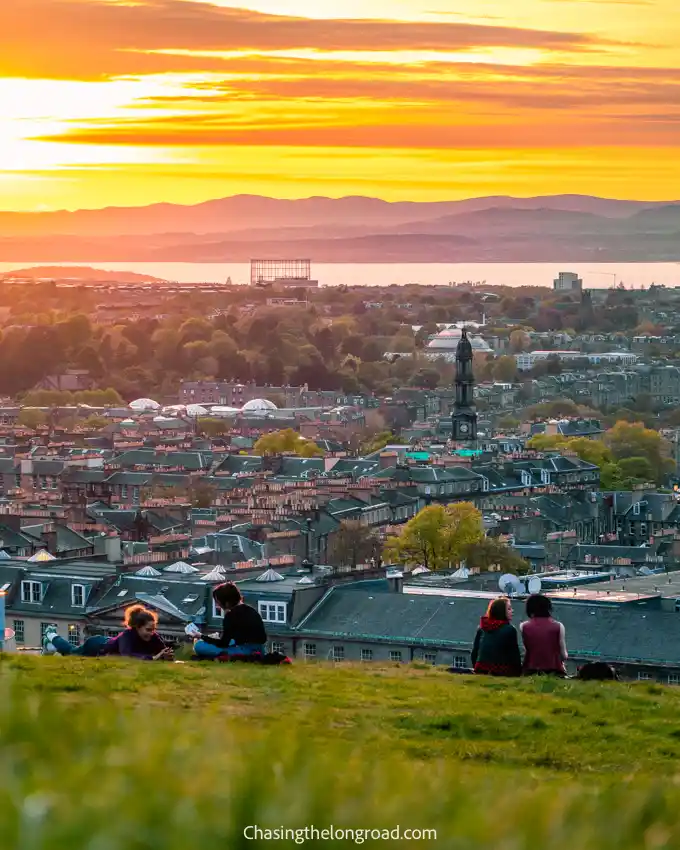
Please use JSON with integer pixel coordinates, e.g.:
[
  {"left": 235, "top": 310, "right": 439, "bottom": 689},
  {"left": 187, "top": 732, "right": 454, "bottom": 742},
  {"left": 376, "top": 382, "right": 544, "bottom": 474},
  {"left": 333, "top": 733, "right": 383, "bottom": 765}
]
[{"left": 4, "top": 655, "right": 680, "bottom": 848}]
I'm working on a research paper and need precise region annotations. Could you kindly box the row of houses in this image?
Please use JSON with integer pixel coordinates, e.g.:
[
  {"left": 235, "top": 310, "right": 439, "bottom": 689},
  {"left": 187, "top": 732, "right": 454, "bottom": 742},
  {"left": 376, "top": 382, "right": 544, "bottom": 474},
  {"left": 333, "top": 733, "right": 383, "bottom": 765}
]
[{"left": 4, "top": 555, "right": 680, "bottom": 683}]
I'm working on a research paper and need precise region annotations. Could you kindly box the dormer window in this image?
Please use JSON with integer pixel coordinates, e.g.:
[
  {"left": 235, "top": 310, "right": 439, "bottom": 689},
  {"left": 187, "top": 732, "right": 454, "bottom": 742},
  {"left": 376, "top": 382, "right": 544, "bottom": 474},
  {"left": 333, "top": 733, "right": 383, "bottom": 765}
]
[
  {"left": 21, "top": 580, "right": 42, "bottom": 603},
  {"left": 258, "top": 601, "right": 287, "bottom": 623},
  {"left": 72, "top": 584, "right": 86, "bottom": 607}
]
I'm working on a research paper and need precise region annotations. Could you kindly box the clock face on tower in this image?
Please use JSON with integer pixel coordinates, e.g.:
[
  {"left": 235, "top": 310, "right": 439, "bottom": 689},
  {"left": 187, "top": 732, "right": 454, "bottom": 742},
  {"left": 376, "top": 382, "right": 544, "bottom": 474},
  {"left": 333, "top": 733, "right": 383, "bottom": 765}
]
[{"left": 459, "top": 423, "right": 469, "bottom": 435}]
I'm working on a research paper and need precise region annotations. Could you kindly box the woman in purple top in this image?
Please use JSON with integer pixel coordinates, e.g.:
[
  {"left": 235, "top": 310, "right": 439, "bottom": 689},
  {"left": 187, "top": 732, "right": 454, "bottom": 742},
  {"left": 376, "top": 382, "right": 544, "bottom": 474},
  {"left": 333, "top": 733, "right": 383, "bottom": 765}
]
[
  {"left": 520, "top": 594, "right": 568, "bottom": 677},
  {"left": 102, "top": 605, "right": 174, "bottom": 661}
]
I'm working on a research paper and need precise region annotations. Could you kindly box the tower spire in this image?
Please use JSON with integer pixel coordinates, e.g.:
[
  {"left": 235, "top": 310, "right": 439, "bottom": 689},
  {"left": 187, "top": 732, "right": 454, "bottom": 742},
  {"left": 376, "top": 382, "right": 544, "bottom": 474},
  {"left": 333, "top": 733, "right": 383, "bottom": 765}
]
[{"left": 451, "top": 328, "right": 477, "bottom": 443}]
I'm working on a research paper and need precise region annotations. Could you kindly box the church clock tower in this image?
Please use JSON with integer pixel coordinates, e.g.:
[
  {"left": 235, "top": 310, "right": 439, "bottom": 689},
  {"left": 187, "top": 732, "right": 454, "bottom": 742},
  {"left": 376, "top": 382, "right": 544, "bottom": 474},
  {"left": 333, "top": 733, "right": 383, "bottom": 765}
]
[{"left": 451, "top": 328, "right": 478, "bottom": 442}]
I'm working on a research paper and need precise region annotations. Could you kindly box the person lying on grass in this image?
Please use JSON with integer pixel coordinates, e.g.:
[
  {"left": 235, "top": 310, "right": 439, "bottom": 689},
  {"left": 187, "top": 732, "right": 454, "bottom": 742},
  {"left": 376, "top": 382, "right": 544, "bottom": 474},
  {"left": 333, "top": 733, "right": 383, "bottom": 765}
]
[
  {"left": 193, "top": 582, "right": 267, "bottom": 660},
  {"left": 102, "top": 604, "right": 174, "bottom": 661},
  {"left": 43, "top": 624, "right": 111, "bottom": 657}
]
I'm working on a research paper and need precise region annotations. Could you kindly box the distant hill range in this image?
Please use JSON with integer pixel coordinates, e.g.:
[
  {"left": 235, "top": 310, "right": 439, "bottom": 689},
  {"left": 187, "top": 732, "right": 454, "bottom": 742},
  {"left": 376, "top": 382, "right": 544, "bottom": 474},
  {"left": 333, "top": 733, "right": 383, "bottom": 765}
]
[
  {"left": 0, "top": 194, "right": 679, "bottom": 262},
  {"left": 0, "top": 265, "right": 163, "bottom": 282}
]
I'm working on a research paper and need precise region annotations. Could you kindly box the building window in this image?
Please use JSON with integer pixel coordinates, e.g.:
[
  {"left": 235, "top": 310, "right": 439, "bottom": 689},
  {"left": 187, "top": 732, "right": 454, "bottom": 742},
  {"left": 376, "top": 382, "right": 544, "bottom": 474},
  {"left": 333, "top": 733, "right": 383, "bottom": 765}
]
[
  {"left": 257, "top": 601, "right": 287, "bottom": 624},
  {"left": 212, "top": 599, "right": 223, "bottom": 619},
  {"left": 21, "top": 580, "right": 42, "bottom": 603},
  {"left": 303, "top": 642, "right": 316, "bottom": 659},
  {"left": 40, "top": 622, "right": 58, "bottom": 642},
  {"left": 389, "top": 651, "right": 402, "bottom": 663},
  {"left": 424, "top": 652, "right": 437, "bottom": 664},
  {"left": 71, "top": 584, "right": 85, "bottom": 607},
  {"left": 360, "top": 648, "right": 373, "bottom": 662},
  {"left": 332, "top": 646, "right": 345, "bottom": 661},
  {"left": 452, "top": 655, "right": 468, "bottom": 669},
  {"left": 270, "top": 641, "right": 285, "bottom": 655},
  {"left": 13, "top": 620, "right": 25, "bottom": 643},
  {"left": 637, "top": 672, "right": 652, "bottom": 681},
  {"left": 68, "top": 624, "right": 81, "bottom": 648},
  {"left": 668, "top": 674, "right": 680, "bottom": 686}
]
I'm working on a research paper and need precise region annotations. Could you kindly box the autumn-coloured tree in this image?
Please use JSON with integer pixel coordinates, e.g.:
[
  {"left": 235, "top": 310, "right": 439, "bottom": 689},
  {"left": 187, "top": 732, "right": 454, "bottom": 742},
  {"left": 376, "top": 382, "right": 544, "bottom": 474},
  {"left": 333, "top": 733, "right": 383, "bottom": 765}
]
[
  {"left": 492, "top": 355, "right": 519, "bottom": 383},
  {"left": 384, "top": 502, "right": 484, "bottom": 571},
  {"left": 509, "top": 329, "right": 531, "bottom": 353},
  {"left": 604, "top": 421, "right": 673, "bottom": 484},
  {"left": 253, "top": 428, "right": 323, "bottom": 457}
]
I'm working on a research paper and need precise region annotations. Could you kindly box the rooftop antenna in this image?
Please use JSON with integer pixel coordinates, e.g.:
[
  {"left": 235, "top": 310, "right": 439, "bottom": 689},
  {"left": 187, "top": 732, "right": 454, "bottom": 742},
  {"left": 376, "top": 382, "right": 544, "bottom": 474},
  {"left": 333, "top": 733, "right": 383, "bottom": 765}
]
[
  {"left": 527, "top": 575, "right": 542, "bottom": 594},
  {"left": 499, "top": 573, "right": 523, "bottom": 597}
]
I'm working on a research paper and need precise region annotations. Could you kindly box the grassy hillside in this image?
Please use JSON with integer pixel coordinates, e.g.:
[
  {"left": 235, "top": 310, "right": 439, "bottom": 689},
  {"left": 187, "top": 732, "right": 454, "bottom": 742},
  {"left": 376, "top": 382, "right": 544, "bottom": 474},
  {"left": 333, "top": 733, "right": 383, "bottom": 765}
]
[{"left": 3, "top": 655, "right": 680, "bottom": 848}]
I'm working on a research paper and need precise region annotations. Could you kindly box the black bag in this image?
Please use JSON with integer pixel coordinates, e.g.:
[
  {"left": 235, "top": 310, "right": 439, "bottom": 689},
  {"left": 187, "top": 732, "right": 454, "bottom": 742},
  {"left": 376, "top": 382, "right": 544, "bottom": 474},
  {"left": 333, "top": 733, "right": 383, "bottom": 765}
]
[{"left": 576, "top": 662, "right": 619, "bottom": 681}]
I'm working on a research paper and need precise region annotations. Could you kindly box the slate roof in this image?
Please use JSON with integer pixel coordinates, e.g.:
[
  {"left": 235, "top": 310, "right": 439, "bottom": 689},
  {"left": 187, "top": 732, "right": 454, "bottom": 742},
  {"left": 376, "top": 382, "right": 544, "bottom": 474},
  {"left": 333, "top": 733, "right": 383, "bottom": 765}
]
[
  {"left": 373, "top": 465, "right": 481, "bottom": 485},
  {"left": 191, "top": 532, "right": 264, "bottom": 562},
  {"left": 92, "top": 575, "right": 212, "bottom": 623},
  {"left": 567, "top": 543, "right": 664, "bottom": 562},
  {"left": 328, "top": 459, "right": 380, "bottom": 478},
  {"left": 0, "top": 524, "right": 37, "bottom": 551},
  {"left": 295, "top": 586, "right": 680, "bottom": 665},
  {"left": 112, "top": 449, "right": 213, "bottom": 471},
  {"left": 278, "top": 457, "right": 325, "bottom": 478},
  {"left": 213, "top": 455, "right": 263, "bottom": 475},
  {"left": 326, "top": 497, "right": 365, "bottom": 519}
]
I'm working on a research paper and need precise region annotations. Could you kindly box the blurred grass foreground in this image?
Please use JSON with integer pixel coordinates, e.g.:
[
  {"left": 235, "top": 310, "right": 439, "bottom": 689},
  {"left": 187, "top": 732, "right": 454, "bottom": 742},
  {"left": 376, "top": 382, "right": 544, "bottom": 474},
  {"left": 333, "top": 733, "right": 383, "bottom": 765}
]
[{"left": 4, "top": 656, "right": 680, "bottom": 849}]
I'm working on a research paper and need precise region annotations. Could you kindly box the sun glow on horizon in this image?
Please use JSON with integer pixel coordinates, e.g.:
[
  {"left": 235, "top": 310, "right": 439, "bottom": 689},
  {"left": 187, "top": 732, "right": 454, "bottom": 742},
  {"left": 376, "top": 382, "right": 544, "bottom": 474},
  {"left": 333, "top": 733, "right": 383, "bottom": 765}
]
[{"left": 0, "top": 0, "right": 679, "bottom": 210}]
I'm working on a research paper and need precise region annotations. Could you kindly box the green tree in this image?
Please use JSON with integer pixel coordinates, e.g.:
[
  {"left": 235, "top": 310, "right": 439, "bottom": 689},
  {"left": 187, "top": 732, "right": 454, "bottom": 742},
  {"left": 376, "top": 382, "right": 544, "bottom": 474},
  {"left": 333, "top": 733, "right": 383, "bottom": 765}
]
[
  {"left": 81, "top": 415, "right": 109, "bottom": 430},
  {"left": 384, "top": 502, "right": 484, "bottom": 571},
  {"left": 618, "top": 456, "right": 655, "bottom": 483},
  {"left": 605, "top": 421, "right": 673, "bottom": 484},
  {"left": 197, "top": 417, "right": 231, "bottom": 437},
  {"left": 461, "top": 537, "right": 530, "bottom": 575},
  {"left": 18, "top": 409, "right": 48, "bottom": 429},
  {"left": 359, "top": 430, "right": 394, "bottom": 455}
]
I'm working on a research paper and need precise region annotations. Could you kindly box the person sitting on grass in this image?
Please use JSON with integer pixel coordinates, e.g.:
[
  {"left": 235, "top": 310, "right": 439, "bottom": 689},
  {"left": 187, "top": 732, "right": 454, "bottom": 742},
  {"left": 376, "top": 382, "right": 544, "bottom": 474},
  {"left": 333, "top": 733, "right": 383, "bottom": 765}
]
[
  {"left": 520, "top": 593, "right": 568, "bottom": 677},
  {"left": 43, "top": 624, "right": 111, "bottom": 657},
  {"left": 470, "top": 596, "right": 522, "bottom": 677},
  {"left": 101, "top": 604, "right": 174, "bottom": 661},
  {"left": 193, "top": 582, "right": 267, "bottom": 660}
]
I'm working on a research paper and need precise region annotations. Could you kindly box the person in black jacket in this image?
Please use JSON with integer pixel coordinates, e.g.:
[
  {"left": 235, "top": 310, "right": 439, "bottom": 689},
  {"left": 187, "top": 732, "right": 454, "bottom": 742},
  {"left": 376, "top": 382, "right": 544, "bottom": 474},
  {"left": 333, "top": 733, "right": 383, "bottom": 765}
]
[
  {"left": 470, "top": 596, "right": 522, "bottom": 677},
  {"left": 193, "top": 582, "right": 267, "bottom": 659}
]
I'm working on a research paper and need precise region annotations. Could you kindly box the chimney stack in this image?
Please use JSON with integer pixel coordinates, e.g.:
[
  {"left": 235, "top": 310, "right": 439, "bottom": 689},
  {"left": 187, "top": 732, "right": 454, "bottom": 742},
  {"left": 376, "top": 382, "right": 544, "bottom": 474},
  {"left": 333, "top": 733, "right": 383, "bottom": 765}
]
[{"left": 386, "top": 570, "right": 404, "bottom": 593}]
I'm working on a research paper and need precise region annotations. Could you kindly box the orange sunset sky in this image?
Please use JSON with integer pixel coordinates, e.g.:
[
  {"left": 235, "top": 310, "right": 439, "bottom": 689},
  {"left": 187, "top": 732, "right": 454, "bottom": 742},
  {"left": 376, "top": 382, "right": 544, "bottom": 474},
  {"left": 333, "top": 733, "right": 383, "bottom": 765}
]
[{"left": 0, "top": 0, "right": 679, "bottom": 211}]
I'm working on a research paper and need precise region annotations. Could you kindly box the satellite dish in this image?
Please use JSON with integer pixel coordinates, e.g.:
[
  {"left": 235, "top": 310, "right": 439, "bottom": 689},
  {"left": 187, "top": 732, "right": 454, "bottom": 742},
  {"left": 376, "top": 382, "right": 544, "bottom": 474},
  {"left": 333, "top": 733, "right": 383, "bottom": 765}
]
[
  {"left": 499, "top": 573, "right": 523, "bottom": 596},
  {"left": 527, "top": 576, "right": 542, "bottom": 594}
]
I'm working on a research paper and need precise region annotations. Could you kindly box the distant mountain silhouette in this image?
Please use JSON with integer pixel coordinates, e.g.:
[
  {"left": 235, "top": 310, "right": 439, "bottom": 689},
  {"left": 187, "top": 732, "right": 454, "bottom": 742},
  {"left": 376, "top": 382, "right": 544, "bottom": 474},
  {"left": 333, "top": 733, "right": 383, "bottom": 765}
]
[
  {"left": 0, "top": 194, "right": 678, "bottom": 261},
  {"left": 0, "top": 265, "right": 162, "bottom": 282}
]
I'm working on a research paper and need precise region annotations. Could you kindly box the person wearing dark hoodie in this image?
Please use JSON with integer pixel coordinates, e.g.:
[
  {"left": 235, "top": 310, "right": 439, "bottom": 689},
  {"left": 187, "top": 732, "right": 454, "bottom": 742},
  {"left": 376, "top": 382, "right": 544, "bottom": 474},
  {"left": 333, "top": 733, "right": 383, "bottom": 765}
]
[
  {"left": 193, "top": 582, "right": 267, "bottom": 659},
  {"left": 102, "top": 604, "right": 174, "bottom": 661},
  {"left": 470, "top": 596, "right": 522, "bottom": 677}
]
